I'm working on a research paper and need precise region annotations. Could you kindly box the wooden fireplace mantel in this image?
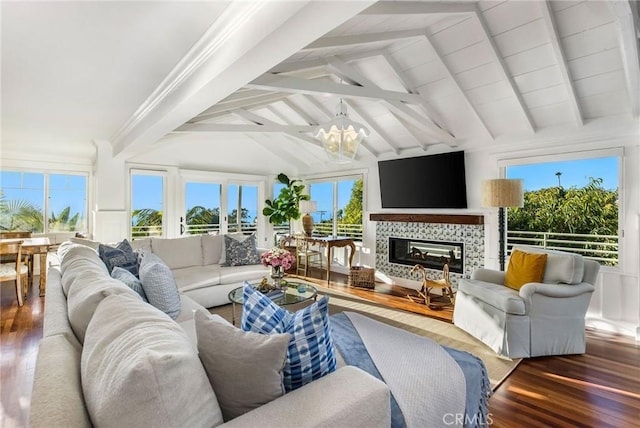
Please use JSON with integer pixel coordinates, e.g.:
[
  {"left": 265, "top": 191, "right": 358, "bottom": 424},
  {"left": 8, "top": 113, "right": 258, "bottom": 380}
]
[{"left": 369, "top": 213, "right": 484, "bottom": 225}]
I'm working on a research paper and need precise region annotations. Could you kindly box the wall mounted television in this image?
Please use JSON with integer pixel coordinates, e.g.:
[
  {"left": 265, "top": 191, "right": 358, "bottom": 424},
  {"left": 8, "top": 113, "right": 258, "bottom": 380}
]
[{"left": 378, "top": 151, "right": 468, "bottom": 209}]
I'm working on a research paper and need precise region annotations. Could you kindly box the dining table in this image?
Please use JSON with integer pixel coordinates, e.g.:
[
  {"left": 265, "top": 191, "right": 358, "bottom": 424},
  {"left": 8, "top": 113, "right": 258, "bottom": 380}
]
[{"left": 0, "top": 237, "right": 52, "bottom": 296}]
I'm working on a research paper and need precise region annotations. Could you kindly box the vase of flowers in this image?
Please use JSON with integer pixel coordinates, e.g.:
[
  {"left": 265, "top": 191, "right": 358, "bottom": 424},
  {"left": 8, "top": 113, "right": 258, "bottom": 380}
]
[{"left": 260, "top": 247, "right": 295, "bottom": 290}]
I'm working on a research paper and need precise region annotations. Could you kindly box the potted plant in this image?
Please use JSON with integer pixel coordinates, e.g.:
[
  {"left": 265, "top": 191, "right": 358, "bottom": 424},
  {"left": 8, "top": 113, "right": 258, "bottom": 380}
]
[{"left": 262, "top": 173, "right": 310, "bottom": 234}]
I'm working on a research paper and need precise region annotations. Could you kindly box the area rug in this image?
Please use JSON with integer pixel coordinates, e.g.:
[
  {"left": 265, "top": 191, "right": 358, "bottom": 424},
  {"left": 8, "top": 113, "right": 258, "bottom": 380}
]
[{"left": 209, "top": 283, "right": 520, "bottom": 390}]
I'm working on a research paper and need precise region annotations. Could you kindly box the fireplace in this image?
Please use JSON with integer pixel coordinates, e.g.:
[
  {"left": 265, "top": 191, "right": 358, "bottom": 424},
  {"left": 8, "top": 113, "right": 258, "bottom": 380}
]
[{"left": 389, "top": 237, "right": 464, "bottom": 274}]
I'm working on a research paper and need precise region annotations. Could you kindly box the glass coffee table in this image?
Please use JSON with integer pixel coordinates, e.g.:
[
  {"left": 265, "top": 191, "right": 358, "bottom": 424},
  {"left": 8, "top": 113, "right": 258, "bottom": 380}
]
[{"left": 228, "top": 281, "right": 318, "bottom": 325}]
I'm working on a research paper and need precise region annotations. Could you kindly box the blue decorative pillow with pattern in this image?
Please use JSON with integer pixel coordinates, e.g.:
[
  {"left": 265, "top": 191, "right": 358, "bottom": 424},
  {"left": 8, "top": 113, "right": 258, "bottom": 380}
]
[
  {"left": 111, "top": 266, "right": 148, "bottom": 302},
  {"left": 241, "top": 283, "right": 336, "bottom": 391},
  {"left": 98, "top": 239, "right": 138, "bottom": 276},
  {"left": 224, "top": 235, "right": 260, "bottom": 267},
  {"left": 138, "top": 253, "right": 181, "bottom": 320}
]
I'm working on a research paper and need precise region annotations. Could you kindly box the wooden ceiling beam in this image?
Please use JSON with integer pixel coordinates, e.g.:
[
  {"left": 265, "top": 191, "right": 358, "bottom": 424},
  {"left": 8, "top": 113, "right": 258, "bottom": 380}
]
[
  {"left": 609, "top": 0, "right": 640, "bottom": 117},
  {"left": 361, "top": 1, "right": 476, "bottom": 15},
  {"left": 540, "top": 1, "right": 583, "bottom": 126},
  {"left": 472, "top": 5, "right": 536, "bottom": 133},
  {"left": 173, "top": 123, "right": 315, "bottom": 133},
  {"left": 247, "top": 73, "right": 424, "bottom": 104},
  {"left": 303, "top": 28, "right": 425, "bottom": 51},
  {"left": 344, "top": 99, "right": 399, "bottom": 155}
]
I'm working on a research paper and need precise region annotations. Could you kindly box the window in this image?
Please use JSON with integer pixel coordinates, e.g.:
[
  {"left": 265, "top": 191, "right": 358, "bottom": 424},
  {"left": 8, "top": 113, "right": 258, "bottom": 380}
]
[
  {"left": 0, "top": 170, "right": 87, "bottom": 233},
  {"left": 308, "top": 176, "right": 363, "bottom": 241},
  {"left": 131, "top": 173, "right": 165, "bottom": 239},
  {"left": 184, "top": 182, "right": 221, "bottom": 235},
  {"left": 227, "top": 184, "right": 258, "bottom": 234},
  {"left": 505, "top": 154, "right": 619, "bottom": 266}
]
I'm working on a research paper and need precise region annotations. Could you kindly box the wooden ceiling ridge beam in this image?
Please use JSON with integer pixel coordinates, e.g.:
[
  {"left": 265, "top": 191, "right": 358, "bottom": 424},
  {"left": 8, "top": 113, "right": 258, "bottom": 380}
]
[
  {"left": 325, "top": 56, "right": 455, "bottom": 146},
  {"left": 361, "top": 1, "right": 477, "bottom": 15},
  {"left": 540, "top": 1, "right": 583, "bottom": 126},
  {"left": 472, "top": 5, "right": 536, "bottom": 133},
  {"left": 303, "top": 28, "right": 426, "bottom": 51},
  {"left": 420, "top": 31, "right": 494, "bottom": 141},
  {"left": 247, "top": 73, "right": 424, "bottom": 103},
  {"left": 270, "top": 48, "right": 387, "bottom": 74},
  {"left": 173, "top": 123, "right": 315, "bottom": 133},
  {"left": 193, "top": 92, "right": 290, "bottom": 121},
  {"left": 609, "top": 0, "right": 640, "bottom": 117},
  {"left": 343, "top": 99, "right": 399, "bottom": 155}
]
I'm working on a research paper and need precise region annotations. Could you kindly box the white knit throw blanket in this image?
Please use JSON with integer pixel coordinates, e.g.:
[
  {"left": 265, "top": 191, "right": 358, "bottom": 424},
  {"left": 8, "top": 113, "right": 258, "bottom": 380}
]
[{"left": 345, "top": 312, "right": 466, "bottom": 428}]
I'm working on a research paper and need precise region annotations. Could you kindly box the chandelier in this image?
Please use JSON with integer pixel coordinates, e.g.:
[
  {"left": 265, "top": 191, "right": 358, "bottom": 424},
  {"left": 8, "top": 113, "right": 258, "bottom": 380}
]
[{"left": 313, "top": 98, "right": 369, "bottom": 163}]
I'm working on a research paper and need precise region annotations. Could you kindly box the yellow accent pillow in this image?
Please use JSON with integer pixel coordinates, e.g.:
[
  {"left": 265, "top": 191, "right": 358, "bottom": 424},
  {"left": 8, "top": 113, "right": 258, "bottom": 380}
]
[{"left": 504, "top": 249, "right": 548, "bottom": 290}]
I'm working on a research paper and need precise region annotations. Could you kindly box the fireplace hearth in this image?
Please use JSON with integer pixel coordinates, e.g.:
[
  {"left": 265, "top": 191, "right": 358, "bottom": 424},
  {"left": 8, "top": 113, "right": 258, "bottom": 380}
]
[{"left": 389, "top": 237, "right": 464, "bottom": 274}]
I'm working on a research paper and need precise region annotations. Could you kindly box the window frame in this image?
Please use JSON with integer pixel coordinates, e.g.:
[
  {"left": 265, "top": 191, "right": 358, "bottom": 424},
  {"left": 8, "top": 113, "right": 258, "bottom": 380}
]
[
  {"left": 0, "top": 168, "right": 90, "bottom": 235},
  {"left": 499, "top": 147, "right": 623, "bottom": 271},
  {"left": 130, "top": 169, "right": 168, "bottom": 239}
]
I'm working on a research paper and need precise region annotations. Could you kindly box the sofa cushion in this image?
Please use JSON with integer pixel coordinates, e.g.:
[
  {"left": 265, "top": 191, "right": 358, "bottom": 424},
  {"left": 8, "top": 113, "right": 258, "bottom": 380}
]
[
  {"left": 241, "top": 284, "right": 337, "bottom": 391},
  {"left": 218, "top": 264, "right": 270, "bottom": 285},
  {"left": 224, "top": 234, "right": 260, "bottom": 266},
  {"left": 68, "top": 236, "right": 101, "bottom": 251},
  {"left": 60, "top": 244, "right": 109, "bottom": 297},
  {"left": 514, "top": 245, "right": 584, "bottom": 284},
  {"left": 138, "top": 252, "right": 181, "bottom": 320},
  {"left": 66, "top": 271, "right": 140, "bottom": 343},
  {"left": 30, "top": 334, "right": 91, "bottom": 427},
  {"left": 151, "top": 235, "right": 203, "bottom": 269},
  {"left": 171, "top": 265, "right": 221, "bottom": 292},
  {"left": 504, "top": 249, "right": 547, "bottom": 290},
  {"left": 202, "top": 234, "right": 224, "bottom": 265},
  {"left": 458, "top": 278, "right": 526, "bottom": 315},
  {"left": 195, "top": 310, "right": 290, "bottom": 421},
  {"left": 81, "top": 294, "right": 223, "bottom": 428},
  {"left": 98, "top": 239, "right": 138, "bottom": 276},
  {"left": 111, "top": 266, "right": 148, "bottom": 301}
]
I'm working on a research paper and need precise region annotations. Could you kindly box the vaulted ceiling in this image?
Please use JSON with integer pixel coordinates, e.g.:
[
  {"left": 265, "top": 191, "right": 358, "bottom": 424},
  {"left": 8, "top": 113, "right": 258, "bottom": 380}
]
[{"left": 2, "top": 1, "right": 639, "bottom": 175}]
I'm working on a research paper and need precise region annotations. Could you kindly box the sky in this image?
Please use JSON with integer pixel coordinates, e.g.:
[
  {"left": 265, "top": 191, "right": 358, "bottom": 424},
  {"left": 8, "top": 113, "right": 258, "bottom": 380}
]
[{"left": 507, "top": 157, "right": 618, "bottom": 191}]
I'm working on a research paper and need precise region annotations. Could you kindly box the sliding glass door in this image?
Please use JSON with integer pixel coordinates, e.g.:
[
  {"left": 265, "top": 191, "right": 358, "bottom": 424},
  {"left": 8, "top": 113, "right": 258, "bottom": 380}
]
[{"left": 184, "top": 182, "right": 221, "bottom": 235}]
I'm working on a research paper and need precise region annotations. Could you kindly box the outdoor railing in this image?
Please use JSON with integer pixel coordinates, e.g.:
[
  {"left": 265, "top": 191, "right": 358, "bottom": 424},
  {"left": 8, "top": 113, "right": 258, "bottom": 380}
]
[
  {"left": 131, "top": 225, "right": 163, "bottom": 239},
  {"left": 507, "top": 230, "right": 618, "bottom": 265}
]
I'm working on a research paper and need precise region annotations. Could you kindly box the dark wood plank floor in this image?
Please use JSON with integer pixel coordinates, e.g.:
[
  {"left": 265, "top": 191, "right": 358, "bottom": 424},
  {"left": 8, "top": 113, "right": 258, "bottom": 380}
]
[{"left": 2, "top": 271, "right": 639, "bottom": 428}]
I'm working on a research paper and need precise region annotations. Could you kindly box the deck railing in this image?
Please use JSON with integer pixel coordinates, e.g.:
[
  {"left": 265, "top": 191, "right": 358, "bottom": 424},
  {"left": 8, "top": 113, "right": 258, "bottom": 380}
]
[{"left": 507, "top": 230, "right": 618, "bottom": 265}]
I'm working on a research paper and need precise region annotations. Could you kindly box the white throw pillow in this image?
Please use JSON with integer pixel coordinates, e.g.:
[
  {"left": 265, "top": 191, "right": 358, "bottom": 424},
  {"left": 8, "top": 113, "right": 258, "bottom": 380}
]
[
  {"left": 81, "top": 294, "right": 223, "bottom": 428},
  {"left": 151, "top": 235, "right": 203, "bottom": 269},
  {"left": 195, "top": 310, "right": 290, "bottom": 421},
  {"left": 138, "top": 252, "right": 182, "bottom": 319},
  {"left": 202, "top": 234, "right": 224, "bottom": 265}
]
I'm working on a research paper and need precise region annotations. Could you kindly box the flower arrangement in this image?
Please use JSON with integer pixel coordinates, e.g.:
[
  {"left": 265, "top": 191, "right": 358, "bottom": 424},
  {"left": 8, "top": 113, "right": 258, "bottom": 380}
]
[{"left": 260, "top": 247, "right": 295, "bottom": 270}]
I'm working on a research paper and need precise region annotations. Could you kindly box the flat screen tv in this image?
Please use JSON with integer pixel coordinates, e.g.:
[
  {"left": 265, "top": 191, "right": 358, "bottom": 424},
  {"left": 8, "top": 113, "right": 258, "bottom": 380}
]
[{"left": 378, "top": 151, "right": 468, "bottom": 209}]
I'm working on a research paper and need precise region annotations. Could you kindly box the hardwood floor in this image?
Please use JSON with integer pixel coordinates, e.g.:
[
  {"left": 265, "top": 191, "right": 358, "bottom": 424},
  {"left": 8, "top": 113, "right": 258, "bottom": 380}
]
[{"left": 1, "top": 271, "right": 638, "bottom": 428}]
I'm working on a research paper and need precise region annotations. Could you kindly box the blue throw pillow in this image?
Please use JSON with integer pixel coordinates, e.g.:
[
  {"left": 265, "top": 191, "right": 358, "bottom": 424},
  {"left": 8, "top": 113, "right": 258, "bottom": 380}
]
[
  {"left": 98, "top": 239, "right": 138, "bottom": 276},
  {"left": 241, "top": 283, "right": 336, "bottom": 391},
  {"left": 111, "top": 266, "right": 148, "bottom": 302},
  {"left": 138, "top": 253, "right": 181, "bottom": 320},
  {"left": 224, "top": 235, "right": 260, "bottom": 267}
]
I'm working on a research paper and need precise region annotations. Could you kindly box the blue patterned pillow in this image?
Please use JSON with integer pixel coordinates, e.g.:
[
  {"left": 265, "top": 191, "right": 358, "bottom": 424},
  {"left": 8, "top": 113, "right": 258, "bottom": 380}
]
[
  {"left": 241, "top": 283, "right": 336, "bottom": 391},
  {"left": 138, "top": 253, "right": 181, "bottom": 320},
  {"left": 98, "top": 240, "right": 138, "bottom": 276},
  {"left": 224, "top": 235, "right": 260, "bottom": 267},
  {"left": 111, "top": 266, "right": 148, "bottom": 302}
]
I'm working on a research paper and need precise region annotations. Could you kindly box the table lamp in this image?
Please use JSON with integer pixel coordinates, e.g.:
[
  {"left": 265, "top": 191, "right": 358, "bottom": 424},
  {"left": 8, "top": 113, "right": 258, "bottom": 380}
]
[
  {"left": 481, "top": 179, "right": 524, "bottom": 271},
  {"left": 299, "top": 200, "right": 317, "bottom": 237}
]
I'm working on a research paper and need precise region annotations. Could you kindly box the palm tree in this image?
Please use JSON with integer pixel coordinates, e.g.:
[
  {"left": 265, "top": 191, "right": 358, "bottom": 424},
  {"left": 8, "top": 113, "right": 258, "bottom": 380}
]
[
  {"left": 132, "top": 208, "right": 163, "bottom": 237},
  {"left": 185, "top": 206, "right": 219, "bottom": 234},
  {"left": 0, "top": 194, "right": 44, "bottom": 232}
]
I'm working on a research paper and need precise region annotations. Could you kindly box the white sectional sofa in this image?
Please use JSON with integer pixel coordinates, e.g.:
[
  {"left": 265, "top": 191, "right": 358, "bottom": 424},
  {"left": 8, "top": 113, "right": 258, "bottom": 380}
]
[
  {"left": 77, "top": 233, "right": 272, "bottom": 308},
  {"left": 29, "top": 243, "right": 391, "bottom": 427}
]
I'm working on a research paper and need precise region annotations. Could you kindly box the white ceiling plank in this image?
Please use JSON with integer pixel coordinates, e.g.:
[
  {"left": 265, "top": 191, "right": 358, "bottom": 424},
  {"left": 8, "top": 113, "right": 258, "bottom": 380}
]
[
  {"left": 303, "top": 29, "right": 425, "bottom": 51},
  {"left": 282, "top": 98, "right": 318, "bottom": 125},
  {"left": 325, "top": 56, "right": 455, "bottom": 145},
  {"left": 247, "top": 73, "right": 424, "bottom": 103},
  {"left": 231, "top": 108, "right": 283, "bottom": 126},
  {"left": 344, "top": 100, "right": 399, "bottom": 155},
  {"left": 608, "top": 1, "right": 640, "bottom": 117},
  {"left": 540, "top": 1, "right": 583, "bottom": 126},
  {"left": 421, "top": 32, "right": 494, "bottom": 140},
  {"left": 382, "top": 51, "right": 448, "bottom": 130},
  {"left": 472, "top": 6, "right": 536, "bottom": 132},
  {"left": 247, "top": 135, "right": 313, "bottom": 168},
  {"left": 361, "top": 1, "right": 476, "bottom": 15}
]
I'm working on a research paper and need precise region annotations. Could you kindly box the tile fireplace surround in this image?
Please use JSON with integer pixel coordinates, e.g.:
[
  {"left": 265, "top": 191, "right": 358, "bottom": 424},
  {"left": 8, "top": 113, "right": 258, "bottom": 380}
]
[{"left": 371, "top": 214, "right": 485, "bottom": 288}]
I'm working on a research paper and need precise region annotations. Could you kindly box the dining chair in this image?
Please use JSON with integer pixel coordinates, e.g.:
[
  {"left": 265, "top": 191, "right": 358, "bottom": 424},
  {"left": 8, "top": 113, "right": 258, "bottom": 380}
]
[
  {"left": 295, "top": 235, "right": 323, "bottom": 279},
  {"left": 0, "top": 240, "right": 29, "bottom": 306},
  {"left": 1, "top": 231, "right": 33, "bottom": 284}
]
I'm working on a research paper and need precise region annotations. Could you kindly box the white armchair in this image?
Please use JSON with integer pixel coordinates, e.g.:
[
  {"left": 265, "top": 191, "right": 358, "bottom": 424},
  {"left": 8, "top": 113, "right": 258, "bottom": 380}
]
[{"left": 453, "top": 246, "right": 600, "bottom": 358}]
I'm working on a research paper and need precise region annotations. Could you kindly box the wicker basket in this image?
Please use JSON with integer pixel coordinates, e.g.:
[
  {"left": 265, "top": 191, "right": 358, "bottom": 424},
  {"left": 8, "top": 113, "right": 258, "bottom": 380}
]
[{"left": 349, "top": 266, "right": 375, "bottom": 289}]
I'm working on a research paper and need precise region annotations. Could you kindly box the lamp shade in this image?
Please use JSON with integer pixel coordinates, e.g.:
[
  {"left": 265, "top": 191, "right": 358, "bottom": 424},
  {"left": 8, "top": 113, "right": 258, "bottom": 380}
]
[
  {"left": 299, "top": 200, "right": 317, "bottom": 214},
  {"left": 314, "top": 99, "right": 368, "bottom": 163},
  {"left": 481, "top": 179, "right": 524, "bottom": 208}
]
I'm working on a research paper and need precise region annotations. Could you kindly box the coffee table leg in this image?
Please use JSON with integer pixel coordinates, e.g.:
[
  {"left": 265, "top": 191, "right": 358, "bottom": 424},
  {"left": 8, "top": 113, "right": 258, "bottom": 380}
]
[{"left": 231, "top": 302, "right": 237, "bottom": 326}]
